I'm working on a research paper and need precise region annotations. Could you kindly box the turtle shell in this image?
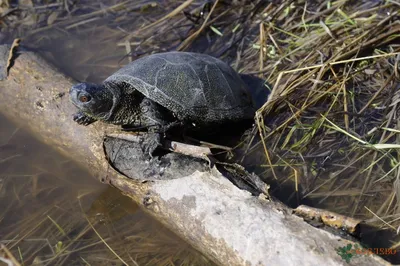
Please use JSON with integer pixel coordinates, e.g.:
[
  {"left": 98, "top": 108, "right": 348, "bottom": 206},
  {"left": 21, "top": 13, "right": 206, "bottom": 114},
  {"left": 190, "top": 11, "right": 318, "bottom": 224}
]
[{"left": 104, "top": 52, "right": 255, "bottom": 124}]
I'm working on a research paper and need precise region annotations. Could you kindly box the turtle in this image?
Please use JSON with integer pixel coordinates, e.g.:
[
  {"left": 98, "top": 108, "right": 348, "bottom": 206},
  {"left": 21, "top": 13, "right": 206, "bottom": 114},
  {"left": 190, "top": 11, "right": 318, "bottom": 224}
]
[{"left": 69, "top": 51, "right": 257, "bottom": 156}]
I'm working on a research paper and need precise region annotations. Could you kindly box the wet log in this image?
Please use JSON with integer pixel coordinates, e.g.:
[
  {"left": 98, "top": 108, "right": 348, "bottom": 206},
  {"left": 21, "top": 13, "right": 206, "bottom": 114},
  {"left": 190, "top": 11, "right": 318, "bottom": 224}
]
[{"left": 0, "top": 45, "right": 389, "bottom": 266}]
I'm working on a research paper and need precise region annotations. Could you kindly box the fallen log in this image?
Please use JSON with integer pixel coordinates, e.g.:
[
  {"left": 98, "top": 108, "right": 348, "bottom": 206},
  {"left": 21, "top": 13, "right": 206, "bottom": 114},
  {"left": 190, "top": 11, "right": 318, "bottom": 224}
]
[{"left": 0, "top": 45, "right": 389, "bottom": 266}]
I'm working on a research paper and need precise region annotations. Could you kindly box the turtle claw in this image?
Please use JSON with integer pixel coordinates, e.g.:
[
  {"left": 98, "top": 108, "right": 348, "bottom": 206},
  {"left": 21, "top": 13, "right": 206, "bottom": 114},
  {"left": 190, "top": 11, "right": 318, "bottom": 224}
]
[
  {"left": 141, "top": 132, "right": 162, "bottom": 158},
  {"left": 73, "top": 112, "right": 96, "bottom": 126}
]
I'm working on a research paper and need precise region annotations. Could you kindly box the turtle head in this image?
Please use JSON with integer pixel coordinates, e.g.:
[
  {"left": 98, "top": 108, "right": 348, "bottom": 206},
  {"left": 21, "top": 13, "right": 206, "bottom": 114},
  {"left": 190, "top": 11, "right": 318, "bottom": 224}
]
[{"left": 69, "top": 83, "right": 115, "bottom": 121}]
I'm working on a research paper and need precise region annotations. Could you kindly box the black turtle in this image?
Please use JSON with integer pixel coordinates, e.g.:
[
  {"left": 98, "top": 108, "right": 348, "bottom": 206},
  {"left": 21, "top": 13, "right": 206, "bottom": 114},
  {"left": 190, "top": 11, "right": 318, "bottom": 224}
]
[{"left": 69, "top": 52, "right": 259, "bottom": 156}]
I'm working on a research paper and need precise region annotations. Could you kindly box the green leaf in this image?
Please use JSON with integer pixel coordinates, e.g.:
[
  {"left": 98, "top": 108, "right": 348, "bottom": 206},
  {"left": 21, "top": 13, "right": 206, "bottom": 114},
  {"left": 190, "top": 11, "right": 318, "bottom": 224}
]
[
  {"left": 210, "top": 26, "right": 223, "bottom": 36},
  {"left": 55, "top": 241, "right": 63, "bottom": 254}
]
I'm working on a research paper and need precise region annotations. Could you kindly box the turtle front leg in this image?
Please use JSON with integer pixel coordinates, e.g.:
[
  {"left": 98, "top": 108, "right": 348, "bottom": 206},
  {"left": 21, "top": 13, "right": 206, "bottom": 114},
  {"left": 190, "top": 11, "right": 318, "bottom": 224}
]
[
  {"left": 73, "top": 111, "right": 97, "bottom": 126},
  {"left": 131, "top": 98, "right": 181, "bottom": 157},
  {"left": 141, "top": 130, "right": 163, "bottom": 158}
]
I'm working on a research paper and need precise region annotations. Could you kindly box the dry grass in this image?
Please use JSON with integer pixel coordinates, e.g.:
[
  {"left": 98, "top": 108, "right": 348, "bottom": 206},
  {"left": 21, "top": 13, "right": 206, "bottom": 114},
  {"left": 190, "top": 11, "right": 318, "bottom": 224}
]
[
  {"left": 239, "top": 1, "right": 400, "bottom": 229},
  {"left": 1, "top": 0, "right": 400, "bottom": 263}
]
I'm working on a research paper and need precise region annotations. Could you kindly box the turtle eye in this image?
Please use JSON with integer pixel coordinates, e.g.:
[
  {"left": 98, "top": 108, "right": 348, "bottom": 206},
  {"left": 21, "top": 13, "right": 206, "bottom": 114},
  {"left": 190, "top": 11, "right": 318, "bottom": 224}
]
[{"left": 79, "top": 95, "right": 91, "bottom": 103}]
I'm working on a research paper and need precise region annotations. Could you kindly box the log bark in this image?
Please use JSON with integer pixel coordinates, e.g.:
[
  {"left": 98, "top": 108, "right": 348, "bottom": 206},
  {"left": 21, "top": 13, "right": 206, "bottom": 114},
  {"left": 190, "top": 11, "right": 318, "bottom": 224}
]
[{"left": 0, "top": 45, "right": 390, "bottom": 266}]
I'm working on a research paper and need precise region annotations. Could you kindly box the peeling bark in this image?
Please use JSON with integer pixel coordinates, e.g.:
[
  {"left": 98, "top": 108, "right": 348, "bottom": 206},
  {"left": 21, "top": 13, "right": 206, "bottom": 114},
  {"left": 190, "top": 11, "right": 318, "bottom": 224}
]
[{"left": 0, "top": 46, "right": 390, "bottom": 266}]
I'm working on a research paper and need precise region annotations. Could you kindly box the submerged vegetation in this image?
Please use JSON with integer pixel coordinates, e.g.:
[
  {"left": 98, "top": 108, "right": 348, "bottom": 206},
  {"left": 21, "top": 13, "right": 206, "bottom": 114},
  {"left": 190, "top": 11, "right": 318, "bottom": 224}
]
[{"left": 1, "top": 0, "right": 400, "bottom": 264}]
